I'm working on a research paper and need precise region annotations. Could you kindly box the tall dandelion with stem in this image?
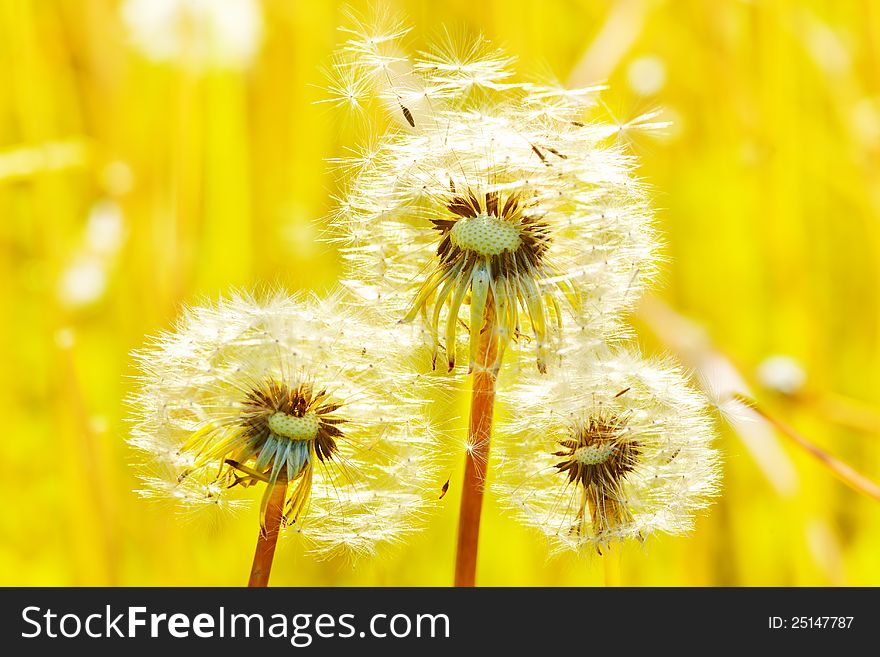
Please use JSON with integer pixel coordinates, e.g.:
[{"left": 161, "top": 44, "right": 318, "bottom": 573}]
[
  {"left": 128, "top": 291, "right": 440, "bottom": 585},
  {"left": 325, "top": 12, "right": 657, "bottom": 585},
  {"left": 494, "top": 344, "right": 720, "bottom": 559}
]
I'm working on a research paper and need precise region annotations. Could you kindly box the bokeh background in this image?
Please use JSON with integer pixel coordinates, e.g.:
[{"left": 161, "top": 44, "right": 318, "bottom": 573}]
[{"left": 2, "top": 0, "right": 879, "bottom": 586}]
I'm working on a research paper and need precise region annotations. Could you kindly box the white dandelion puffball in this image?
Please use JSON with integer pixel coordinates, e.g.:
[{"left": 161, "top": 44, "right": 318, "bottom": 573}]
[
  {"left": 494, "top": 345, "right": 720, "bottom": 553},
  {"left": 121, "top": 0, "right": 264, "bottom": 71},
  {"left": 128, "top": 290, "right": 441, "bottom": 558},
  {"left": 326, "top": 13, "right": 658, "bottom": 373},
  {"left": 756, "top": 354, "right": 807, "bottom": 396}
]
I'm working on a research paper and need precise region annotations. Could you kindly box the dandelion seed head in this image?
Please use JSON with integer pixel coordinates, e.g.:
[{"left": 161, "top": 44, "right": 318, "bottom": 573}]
[
  {"left": 450, "top": 214, "right": 522, "bottom": 256},
  {"left": 128, "top": 289, "right": 442, "bottom": 558},
  {"left": 325, "top": 14, "right": 658, "bottom": 374},
  {"left": 266, "top": 410, "right": 320, "bottom": 441},
  {"left": 494, "top": 345, "right": 720, "bottom": 554}
]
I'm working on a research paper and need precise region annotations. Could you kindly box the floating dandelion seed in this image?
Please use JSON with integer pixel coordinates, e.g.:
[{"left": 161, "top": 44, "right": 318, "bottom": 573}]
[
  {"left": 317, "top": 54, "right": 376, "bottom": 116},
  {"left": 495, "top": 346, "right": 720, "bottom": 553},
  {"left": 327, "top": 17, "right": 658, "bottom": 373},
  {"left": 128, "top": 291, "right": 439, "bottom": 560}
]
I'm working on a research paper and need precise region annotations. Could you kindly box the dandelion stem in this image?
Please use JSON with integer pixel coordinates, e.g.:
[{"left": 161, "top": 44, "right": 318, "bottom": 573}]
[
  {"left": 734, "top": 394, "right": 880, "bottom": 502},
  {"left": 454, "top": 301, "right": 499, "bottom": 587},
  {"left": 811, "top": 392, "right": 880, "bottom": 436},
  {"left": 603, "top": 548, "right": 621, "bottom": 587},
  {"left": 248, "top": 472, "right": 289, "bottom": 587}
]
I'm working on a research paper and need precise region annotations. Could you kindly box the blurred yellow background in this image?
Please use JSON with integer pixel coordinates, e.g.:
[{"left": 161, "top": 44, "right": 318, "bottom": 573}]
[{"left": 2, "top": 0, "right": 879, "bottom": 586}]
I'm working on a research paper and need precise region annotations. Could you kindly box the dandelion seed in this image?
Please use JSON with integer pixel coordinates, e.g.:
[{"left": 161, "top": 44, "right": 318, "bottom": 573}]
[
  {"left": 326, "top": 18, "right": 657, "bottom": 373},
  {"left": 495, "top": 346, "right": 720, "bottom": 553},
  {"left": 316, "top": 55, "right": 375, "bottom": 115},
  {"left": 339, "top": 6, "right": 412, "bottom": 69},
  {"left": 413, "top": 28, "right": 520, "bottom": 95},
  {"left": 128, "top": 290, "right": 440, "bottom": 563}
]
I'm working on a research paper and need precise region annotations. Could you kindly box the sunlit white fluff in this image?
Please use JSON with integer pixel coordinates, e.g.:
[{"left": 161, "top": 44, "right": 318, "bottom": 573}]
[
  {"left": 325, "top": 12, "right": 658, "bottom": 374},
  {"left": 494, "top": 343, "right": 720, "bottom": 553},
  {"left": 128, "top": 290, "right": 441, "bottom": 559}
]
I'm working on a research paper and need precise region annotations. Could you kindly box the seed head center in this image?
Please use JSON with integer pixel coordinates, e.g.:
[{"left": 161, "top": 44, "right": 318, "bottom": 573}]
[
  {"left": 267, "top": 411, "right": 319, "bottom": 441},
  {"left": 450, "top": 214, "right": 521, "bottom": 256},
  {"left": 573, "top": 443, "right": 616, "bottom": 466}
]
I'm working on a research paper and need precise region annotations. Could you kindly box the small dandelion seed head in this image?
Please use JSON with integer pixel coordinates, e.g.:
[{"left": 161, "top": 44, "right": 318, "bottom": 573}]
[
  {"left": 494, "top": 344, "right": 721, "bottom": 554},
  {"left": 127, "top": 289, "right": 443, "bottom": 559},
  {"left": 324, "top": 13, "right": 658, "bottom": 374}
]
